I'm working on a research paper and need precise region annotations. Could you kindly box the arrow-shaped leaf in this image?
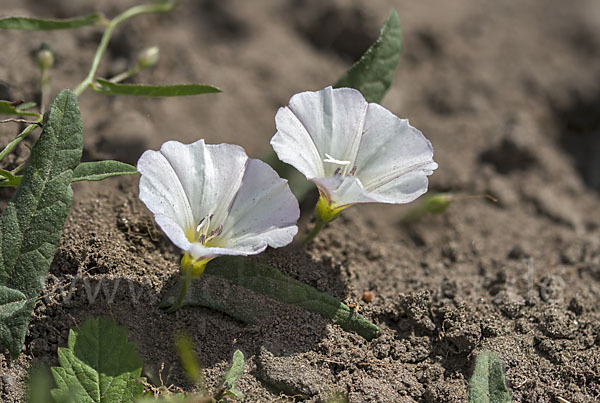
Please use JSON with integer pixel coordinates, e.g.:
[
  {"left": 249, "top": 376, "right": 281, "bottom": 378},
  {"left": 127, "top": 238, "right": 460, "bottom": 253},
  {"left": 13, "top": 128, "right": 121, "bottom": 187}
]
[
  {"left": 0, "top": 90, "right": 82, "bottom": 358},
  {"left": 334, "top": 9, "right": 403, "bottom": 103}
]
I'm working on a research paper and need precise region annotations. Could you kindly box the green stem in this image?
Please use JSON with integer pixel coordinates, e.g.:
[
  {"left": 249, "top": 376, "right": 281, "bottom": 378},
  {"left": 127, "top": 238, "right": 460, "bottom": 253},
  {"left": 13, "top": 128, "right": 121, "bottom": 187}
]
[
  {"left": 40, "top": 68, "right": 50, "bottom": 114},
  {"left": 168, "top": 271, "right": 192, "bottom": 313},
  {"left": 0, "top": 123, "right": 39, "bottom": 162},
  {"left": 108, "top": 64, "right": 141, "bottom": 83},
  {"left": 73, "top": 1, "right": 175, "bottom": 96},
  {"left": 304, "top": 218, "right": 327, "bottom": 243}
]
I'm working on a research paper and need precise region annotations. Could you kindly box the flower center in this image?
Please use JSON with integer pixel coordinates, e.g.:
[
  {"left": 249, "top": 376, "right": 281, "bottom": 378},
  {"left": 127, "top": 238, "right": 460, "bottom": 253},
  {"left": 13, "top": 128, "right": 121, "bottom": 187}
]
[
  {"left": 323, "top": 153, "right": 357, "bottom": 177},
  {"left": 185, "top": 214, "right": 223, "bottom": 245}
]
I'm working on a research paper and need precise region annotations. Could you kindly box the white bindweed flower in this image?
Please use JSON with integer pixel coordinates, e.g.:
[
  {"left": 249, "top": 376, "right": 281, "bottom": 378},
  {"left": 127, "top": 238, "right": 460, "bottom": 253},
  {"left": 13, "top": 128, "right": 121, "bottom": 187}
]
[
  {"left": 271, "top": 86, "right": 438, "bottom": 226},
  {"left": 138, "top": 139, "right": 300, "bottom": 278}
]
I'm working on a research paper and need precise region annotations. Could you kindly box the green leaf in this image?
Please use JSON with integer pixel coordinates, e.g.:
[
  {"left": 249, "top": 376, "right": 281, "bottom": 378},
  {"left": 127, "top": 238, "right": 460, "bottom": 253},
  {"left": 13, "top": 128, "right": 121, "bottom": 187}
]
[
  {"left": 91, "top": 79, "right": 220, "bottom": 97},
  {"left": 0, "top": 100, "right": 41, "bottom": 117},
  {"left": 27, "top": 365, "right": 54, "bottom": 403},
  {"left": 0, "top": 13, "right": 103, "bottom": 30},
  {"left": 50, "top": 317, "right": 144, "bottom": 403},
  {"left": 72, "top": 160, "right": 138, "bottom": 182},
  {"left": 0, "top": 169, "right": 22, "bottom": 187},
  {"left": 0, "top": 90, "right": 83, "bottom": 358},
  {"left": 161, "top": 257, "right": 380, "bottom": 340},
  {"left": 16, "top": 102, "right": 37, "bottom": 112},
  {"left": 220, "top": 350, "right": 244, "bottom": 400},
  {"left": 468, "top": 351, "right": 512, "bottom": 403},
  {"left": 334, "top": 9, "right": 403, "bottom": 103},
  {"left": 174, "top": 332, "right": 205, "bottom": 388}
]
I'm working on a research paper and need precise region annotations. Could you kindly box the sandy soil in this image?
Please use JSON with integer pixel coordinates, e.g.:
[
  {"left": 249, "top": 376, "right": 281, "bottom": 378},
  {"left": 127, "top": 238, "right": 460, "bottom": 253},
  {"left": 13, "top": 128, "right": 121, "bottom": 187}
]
[{"left": 1, "top": 0, "right": 600, "bottom": 401}]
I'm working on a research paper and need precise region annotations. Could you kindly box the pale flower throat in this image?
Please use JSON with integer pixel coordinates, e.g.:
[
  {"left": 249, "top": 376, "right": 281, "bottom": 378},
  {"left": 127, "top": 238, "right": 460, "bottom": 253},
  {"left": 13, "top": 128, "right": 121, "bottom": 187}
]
[
  {"left": 185, "top": 214, "right": 223, "bottom": 245},
  {"left": 323, "top": 153, "right": 357, "bottom": 177}
]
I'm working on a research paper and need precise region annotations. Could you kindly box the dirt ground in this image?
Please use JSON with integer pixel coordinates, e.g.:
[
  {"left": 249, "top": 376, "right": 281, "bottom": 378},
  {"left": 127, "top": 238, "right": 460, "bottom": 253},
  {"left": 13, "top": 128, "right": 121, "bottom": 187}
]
[{"left": 1, "top": 0, "right": 600, "bottom": 401}]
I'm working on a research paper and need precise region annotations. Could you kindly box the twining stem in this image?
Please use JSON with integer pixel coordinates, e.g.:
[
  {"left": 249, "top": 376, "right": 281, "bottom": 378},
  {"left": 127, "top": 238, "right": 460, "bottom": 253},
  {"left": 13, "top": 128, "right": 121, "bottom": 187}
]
[
  {"left": 73, "top": 1, "right": 175, "bottom": 96},
  {"left": 0, "top": 123, "right": 40, "bottom": 162}
]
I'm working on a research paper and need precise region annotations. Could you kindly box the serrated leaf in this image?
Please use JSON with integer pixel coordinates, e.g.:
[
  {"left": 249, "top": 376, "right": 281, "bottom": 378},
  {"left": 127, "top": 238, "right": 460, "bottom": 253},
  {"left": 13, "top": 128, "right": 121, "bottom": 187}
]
[
  {"left": 161, "top": 257, "right": 380, "bottom": 340},
  {"left": 334, "top": 9, "right": 403, "bottom": 103},
  {"left": 221, "top": 350, "right": 244, "bottom": 398},
  {"left": 0, "top": 100, "right": 41, "bottom": 117},
  {"left": 0, "top": 90, "right": 82, "bottom": 358},
  {"left": 72, "top": 160, "right": 138, "bottom": 182},
  {"left": 468, "top": 351, "right": 512, "bottom": 403},
  {"left": 91, "top": 79, "right": 220, "bottom": 97},
  {"left": 50, "top": 317, "right": 144, "bottom": 403},
  {"left": 0, "top": 13, "right": 102, "bottom": 30}
]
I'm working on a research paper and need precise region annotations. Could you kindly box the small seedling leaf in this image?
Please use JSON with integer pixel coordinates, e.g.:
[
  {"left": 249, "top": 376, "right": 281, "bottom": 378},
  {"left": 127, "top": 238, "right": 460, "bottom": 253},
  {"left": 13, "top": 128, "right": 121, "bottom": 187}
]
[
  {"left": 334, "top": 9, "right": 403, "bottom": 104},
  {"left": 222, "top": 350, "right": 244, "bottom": 392},
  {"left": 468, "top": 351, "right": 512, "bottom": 403},
  {"left": 91, "top": 79, "right": 220, "bottom": 97},
  {"left": 0, "top": 13, "right": 103, "bottom": 30},
  {"left": 0, "top": 90, "right": 82, "bottom": 358},
  {"left": 72, "top": 160, "right": 138, "bottom": 182},
  {"left": 0, "top": 100, "right": 41, "bottom": 117},
  {"left": 50, "top": 317, "right": 144, "bottom": 403}
]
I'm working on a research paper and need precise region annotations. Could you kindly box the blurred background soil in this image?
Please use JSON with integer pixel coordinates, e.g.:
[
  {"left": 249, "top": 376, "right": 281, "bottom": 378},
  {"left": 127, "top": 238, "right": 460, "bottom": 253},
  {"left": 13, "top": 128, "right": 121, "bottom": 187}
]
[{"left": 1, "top": 0, "right": 600, "bottom": 401}]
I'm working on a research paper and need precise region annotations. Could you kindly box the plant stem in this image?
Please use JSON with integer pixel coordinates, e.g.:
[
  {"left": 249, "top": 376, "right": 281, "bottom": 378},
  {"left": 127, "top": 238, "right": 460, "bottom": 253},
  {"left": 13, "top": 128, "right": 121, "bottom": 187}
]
[
  {"left": 108, "top": 64, "right": 141, "bottom": 83},
  {"left": 73, "top": 1, "right": 175, "bottom": 96},
  {"left": 0, "top": 123, "right": 39, "bottom": 162},
  {"left": 304, "top": 218, "right": 327, "bottom": 243},
  {"left": 40, "top": 68, "right": 50, "bottom": 115},
  {"left": 168, "top": 271, "right": 192, "bottom": 313}
]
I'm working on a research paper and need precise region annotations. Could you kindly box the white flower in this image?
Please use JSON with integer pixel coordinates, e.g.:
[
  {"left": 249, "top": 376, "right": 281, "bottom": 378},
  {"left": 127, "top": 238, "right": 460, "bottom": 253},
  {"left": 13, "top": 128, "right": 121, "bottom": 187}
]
[
  {"left": 137, "top": 139, "right": 299, "bottom": 275},
  {"left": 271, "top": 86, "right": 438, "bottom": 220}
]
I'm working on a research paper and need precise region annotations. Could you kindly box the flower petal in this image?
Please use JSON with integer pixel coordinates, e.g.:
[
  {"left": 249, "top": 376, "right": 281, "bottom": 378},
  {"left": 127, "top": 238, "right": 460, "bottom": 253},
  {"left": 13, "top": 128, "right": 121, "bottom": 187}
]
[
  {"left": 272, "top": 86, "right": 369, "bottom": 178},
  {"left": 312, "top": 176, "right": 376, "bottom": 207},
  {"left": 138, "top": 147, "right": 196, "bottom": 240},
  {"left": 354, "top": 103, "right": 438, "bottom": 203},
  {"left": 219, "top": 158, "right": 299, "bottom": 250},
  {"left": 156, "top": 140, "right": 248, "bottom": 228}
]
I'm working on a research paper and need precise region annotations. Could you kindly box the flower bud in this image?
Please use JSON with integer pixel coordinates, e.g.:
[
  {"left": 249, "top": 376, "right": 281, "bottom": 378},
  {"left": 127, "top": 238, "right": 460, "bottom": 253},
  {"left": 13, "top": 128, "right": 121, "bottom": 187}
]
[
  {"left": 137, "top": 46, "right": 160, "bottom": 69},
  {"left": 35, "top": 44, "right": 54, "bottom": 70}
]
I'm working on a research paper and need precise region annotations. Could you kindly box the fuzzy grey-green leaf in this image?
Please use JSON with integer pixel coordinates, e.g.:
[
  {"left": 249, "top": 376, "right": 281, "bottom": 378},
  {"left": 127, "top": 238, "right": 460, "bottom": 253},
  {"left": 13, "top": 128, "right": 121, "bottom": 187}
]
[
  {"left": 223, "top": 350, "right": 245, "bottom": 391},
  {"left": 0, "top": 14, "right": 102, "bottom": 30},
  {"left": 468, "top": 351, "right": 512, "bottom": 403},
  {"left": 91, "top": 79, "right": 220, "bottom": 97},
  {"left": 50, "top": 317, "right": 144, "bottom": 403},
  {"left": 72, "top": 160, "right": 138, "bottom": 182},
  {"left": 334, "top": 9, "right": 403, "bottom": 103},
  {"left": 0, "top": 90, "right": 82, "bottom": 358}
]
